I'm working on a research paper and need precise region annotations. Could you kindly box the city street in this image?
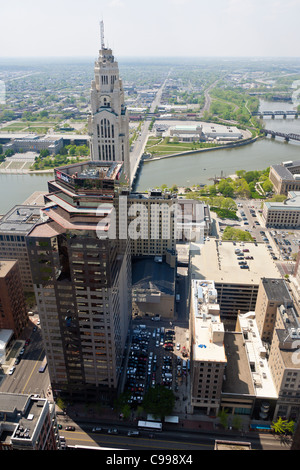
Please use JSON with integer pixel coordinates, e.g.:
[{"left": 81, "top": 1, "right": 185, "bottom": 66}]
[{"left": 0, "top": 318, "right": 50, "bottom": 398}]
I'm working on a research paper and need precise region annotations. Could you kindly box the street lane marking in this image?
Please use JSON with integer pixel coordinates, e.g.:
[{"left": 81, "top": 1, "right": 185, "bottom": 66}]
[{"left": 21, "top": 349, "right": 45, "bottom": 394}]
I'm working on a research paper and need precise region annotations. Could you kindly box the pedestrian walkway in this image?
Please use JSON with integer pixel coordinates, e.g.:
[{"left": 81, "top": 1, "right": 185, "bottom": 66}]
[{"left": 62, "top": 401, "right": 252, "bottom": 438}]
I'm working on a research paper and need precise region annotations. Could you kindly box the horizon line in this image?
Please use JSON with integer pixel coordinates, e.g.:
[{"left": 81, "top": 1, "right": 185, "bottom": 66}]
[{"left": 1, "top": 55, "right": 300, "bottom": 60}]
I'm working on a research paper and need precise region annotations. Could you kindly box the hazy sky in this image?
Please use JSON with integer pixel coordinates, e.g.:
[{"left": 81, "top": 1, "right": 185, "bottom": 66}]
[{"left": 1, "top": 0, "right": 300, "bottom": 58}]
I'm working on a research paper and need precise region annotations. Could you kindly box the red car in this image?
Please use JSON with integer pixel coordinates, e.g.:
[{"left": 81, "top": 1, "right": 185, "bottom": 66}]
[{"left": 25, "top": 339, "right": 30, "bottom": 346}]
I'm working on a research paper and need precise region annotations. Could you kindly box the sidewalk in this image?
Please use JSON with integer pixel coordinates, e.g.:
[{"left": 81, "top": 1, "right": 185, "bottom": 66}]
[{"left": 61, "top": 401, "right": 255, "bottom": 439}]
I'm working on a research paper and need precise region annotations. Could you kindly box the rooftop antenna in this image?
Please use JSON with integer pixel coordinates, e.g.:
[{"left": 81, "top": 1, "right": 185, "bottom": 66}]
[{"left": 100, "top": 20, "right": 105, "bottom": 49}]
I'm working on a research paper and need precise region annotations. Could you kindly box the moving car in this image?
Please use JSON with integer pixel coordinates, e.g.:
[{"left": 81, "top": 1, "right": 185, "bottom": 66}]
[
  {"left": 128, "top": 430, "right": 140, "bottom": 437},
  {"left": 107, "top": 428, "right": 118, "bottom": 434}
]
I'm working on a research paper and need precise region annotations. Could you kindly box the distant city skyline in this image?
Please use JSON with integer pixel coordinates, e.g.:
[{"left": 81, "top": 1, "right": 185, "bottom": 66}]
[{"left": 1, "top": 0, "right": 300, "bottom": 59}]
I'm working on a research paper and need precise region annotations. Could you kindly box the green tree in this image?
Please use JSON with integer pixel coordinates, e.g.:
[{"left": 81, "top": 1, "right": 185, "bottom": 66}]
[
  {"left": 271, "top": 417, "right": 295, "bottom": 435},
  {"left": 143, "top": 385, "right": 175, "bottom": 420},
  {"left": 39, "top": 110, "right": 49, "bottom": 118},
  {"left": 218, "top": 408, "right": 229, "bottom": 428},
  {"left": 218, "top": 180, "right": 234, "bottom": 198},
  {"left": 5, "top": 148, "right": 14, "bottom": 157},
  {"left": 39, "top": 149, "right": 50, "bottom": 158},
  {"left": 262, "top": 178, "right": 273, "bottom": 193}
]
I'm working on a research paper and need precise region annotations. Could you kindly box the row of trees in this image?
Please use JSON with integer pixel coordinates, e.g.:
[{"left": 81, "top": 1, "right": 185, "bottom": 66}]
[
  {"left": 114, "top": 385, "right": 175, "bottom": 421},
  {"left": 185, "top": 167, "right": 272, "bottom": 201},
  {"left": 31, "top": 144, "right": 89, "bottom": 170}
]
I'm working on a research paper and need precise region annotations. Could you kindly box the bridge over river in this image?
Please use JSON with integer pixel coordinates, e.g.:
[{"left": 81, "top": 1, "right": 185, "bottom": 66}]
[
  {"left": 252, "top": 110, "right": 298, "bottom": 118},
  {"left": 263, "top": 129, "right": 300, "bottom": 142}
]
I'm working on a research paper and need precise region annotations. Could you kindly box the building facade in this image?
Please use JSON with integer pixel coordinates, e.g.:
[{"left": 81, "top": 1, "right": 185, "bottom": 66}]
[
  {"left": 0, "top": 205, "right": 42, "bottom": 292},
  {"left": 269, "top": 160, "right": 300, "bottom": 195},
  {"left": 0, "top": 260, "right": 28, "bottom": 338},
  {"left": 88, "top": 24, "right": 130, "bottom": 183},
  {"left": 262, "top": 191, "right": 300, "bottom": 228},
  {"left": 26, "top": 161, "right": 131, "bottom": 403},
  {"left": 190, "top": 279, "right": 227, "bottom": 415},
  {"left": 268, "top": 303, "right": 300, "bottom": 421},
  {"left": 254, "top": 278, "right": 292, "bottom": 343},
  {"left": 3, "top": 135, "right": 63, "bottom": 155},
  {"left": 0, "top": 393, "right": 59, "bottom": 450}
]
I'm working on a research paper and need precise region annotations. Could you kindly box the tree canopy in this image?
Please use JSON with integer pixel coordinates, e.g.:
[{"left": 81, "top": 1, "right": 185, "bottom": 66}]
[{"left": 143, "top": 385, "right": 175, "bottom": 420}]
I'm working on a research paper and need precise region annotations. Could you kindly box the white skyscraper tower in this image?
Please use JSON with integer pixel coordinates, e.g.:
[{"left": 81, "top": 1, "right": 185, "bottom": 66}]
[{"left": 88, "top": 21, "right": 131, "bottom": 182}]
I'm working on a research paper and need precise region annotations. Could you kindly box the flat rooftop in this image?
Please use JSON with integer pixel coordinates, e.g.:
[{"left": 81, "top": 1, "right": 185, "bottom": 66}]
[
  {"left": 0, "top": 205, "right": 42, "bottom": 234},
  {"left": 223, "top": 331, "right": 255, "bottom": 396},
  {"left": 191, "top": 279, "right": 226, "bottom": 363},
  {"left": 261, "top": 278, "right": 292, "bottom": 303},
  {"left": 0, "top": 259, "right": 17, "bottom": 278},
  {"left": 0, "top": 393, "right": 48, "bottom": 445},
  {"left": 55, "top": 160, "right": 123, "bottom": 182},
  {"left": 265, "top": 191, "right": 300, "bottom": 211},
  {"left": 190, "top": 239, "right": 280, "bottom": 285},
  {"left": 132, "top": 258, "right": 175, "bottom": 295},
  {"left": 237, "top": 312, "right": 278, "bottom": 399}
]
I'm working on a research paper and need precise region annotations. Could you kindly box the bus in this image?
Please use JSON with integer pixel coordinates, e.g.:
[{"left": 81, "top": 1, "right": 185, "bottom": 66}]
[
  {"left": 39, "top": 357, "right": 47, "bottom": 373},
  {"left": 138, "top": 420, "right": 162, "bottom": 432}
]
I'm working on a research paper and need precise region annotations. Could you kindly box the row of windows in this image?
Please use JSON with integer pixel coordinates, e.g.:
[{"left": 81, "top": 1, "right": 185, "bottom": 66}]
[
  {"left": 98, "top": 144, "right": 116, "bottom": 161},
  {"left": 97, "top": 119, "right": 115, "bottom": 139}
]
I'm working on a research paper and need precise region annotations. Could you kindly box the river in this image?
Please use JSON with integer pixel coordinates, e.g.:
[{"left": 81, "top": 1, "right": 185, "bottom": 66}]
[
  {"left": 133, "top": 97, "right": 300, "bottom": 191},
  {"left": 0, "top": 97, "right": 300, "bottom": 214},
  {"left": 0, "top": 172, "right": 52, "bottom": 214}
]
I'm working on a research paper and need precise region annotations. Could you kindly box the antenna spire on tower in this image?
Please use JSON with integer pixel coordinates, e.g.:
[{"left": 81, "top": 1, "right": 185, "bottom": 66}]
[{"left": 100, "top": 20, "right": 105, "bottom": 49}]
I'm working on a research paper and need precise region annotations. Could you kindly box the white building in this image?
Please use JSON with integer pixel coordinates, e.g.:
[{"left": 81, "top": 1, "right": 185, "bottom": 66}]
[
  {"left": 262, "top": 191, "right": 300, "bottom": 228},
  {"left": 202, "top": 125, "right": 243, "bottom": 141},
  {"left": 88, "top": 22, "right": 130, "bottom": 183},
  {"left": 190, "top": 279, "right": 227, "bottom": 415}
]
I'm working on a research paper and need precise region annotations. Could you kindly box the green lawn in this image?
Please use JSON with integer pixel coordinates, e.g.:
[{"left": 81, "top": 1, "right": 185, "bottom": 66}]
[{"left": 146, "top": 139, "right": 221, "bottom": 156}]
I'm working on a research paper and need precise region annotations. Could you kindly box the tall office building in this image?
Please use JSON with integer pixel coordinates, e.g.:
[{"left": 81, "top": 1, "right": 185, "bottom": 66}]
[
  {"left": 26, "top": 161, "right": 131, "bottom": 403},
  {"left": 88, "top": 21, "right": 131, "bottom": 183}
]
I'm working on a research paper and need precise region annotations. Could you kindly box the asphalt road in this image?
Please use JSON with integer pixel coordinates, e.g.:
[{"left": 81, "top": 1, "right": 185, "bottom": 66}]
[
  {"left": 0, "top": 323, "right": 50, "bottom": 397},
  {"left": 57, "top": 419, "right": 289, "bottom": 451}
]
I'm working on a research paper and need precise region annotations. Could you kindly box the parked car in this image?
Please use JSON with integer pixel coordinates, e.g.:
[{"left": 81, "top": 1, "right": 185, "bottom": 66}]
[{"left": 9, "top": 366, "right": 16, "bottom": 375}]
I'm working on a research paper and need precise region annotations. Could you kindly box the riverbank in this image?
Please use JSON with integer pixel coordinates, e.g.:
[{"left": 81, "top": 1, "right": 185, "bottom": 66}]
[
  {"left": 144, "top": 136, "right": 260, "bottom": 162},
  {"left": 0, "top": 168, "right": 54, "bottom": 174}
]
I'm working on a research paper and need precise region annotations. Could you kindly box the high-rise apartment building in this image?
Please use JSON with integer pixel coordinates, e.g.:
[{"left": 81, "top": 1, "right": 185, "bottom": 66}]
[
  {"left": 26, "top": 161, "right": 131, "bottom": 402},
  {"left": 0, "top": 259, "right": 28, "bottom": 338},
  {"left": 88, "top": 22, "right": 130, "bottom": 183}
]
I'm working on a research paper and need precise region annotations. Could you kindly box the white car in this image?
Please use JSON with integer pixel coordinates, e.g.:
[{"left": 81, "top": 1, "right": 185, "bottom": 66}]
[
  {"left": 9, "top": 366, "right": 16, "bottom": 375},
  {"left": 176, "top": 343, "right": 180, "bottom": 350}
]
